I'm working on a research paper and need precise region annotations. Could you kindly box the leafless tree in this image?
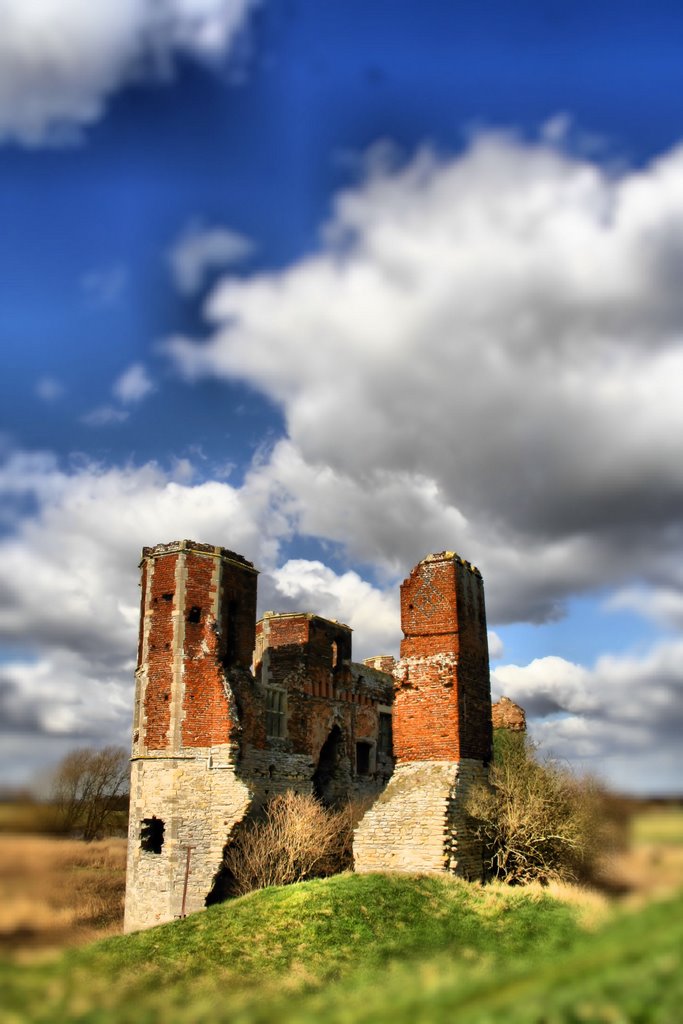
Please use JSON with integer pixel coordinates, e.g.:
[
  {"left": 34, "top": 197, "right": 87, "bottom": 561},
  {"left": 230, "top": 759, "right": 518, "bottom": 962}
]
[
  {"left": 51, "top": 746, "right": 129, "bottom": 841},
  {"left": 223, "top": 791, "right": 356, "bottom": 896}
]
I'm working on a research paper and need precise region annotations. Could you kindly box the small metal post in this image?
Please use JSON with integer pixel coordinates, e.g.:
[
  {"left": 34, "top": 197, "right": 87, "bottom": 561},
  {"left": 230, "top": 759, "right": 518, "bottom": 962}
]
[{"left": 179, "top": 845, "right": 196, "bottom": 919}]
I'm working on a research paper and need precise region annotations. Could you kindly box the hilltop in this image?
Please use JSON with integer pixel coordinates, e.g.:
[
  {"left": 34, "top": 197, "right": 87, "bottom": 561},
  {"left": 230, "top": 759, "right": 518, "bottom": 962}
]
[{"left": 1, "top": 872, "right": 681, "bottom": 1023}]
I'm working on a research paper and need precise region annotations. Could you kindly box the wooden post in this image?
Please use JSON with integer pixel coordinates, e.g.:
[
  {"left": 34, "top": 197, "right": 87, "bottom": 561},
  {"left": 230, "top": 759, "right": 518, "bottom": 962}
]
[{"left": 179, "top": 845, "right": 196, "bottom": 919}]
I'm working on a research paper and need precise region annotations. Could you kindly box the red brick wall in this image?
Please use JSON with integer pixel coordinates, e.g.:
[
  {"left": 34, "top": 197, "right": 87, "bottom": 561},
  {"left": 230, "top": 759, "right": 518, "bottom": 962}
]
[
  {"left": 393, "top": 656, "right": 460, "bottom": 760},
  {"left": 394, "top": 554, "right": 492, "bottom": 764},
  {"left": 181, "top": 551, "right": 228, "bottom": 747},
  {"left": 138, "top": 543, "right": 258, "bottom": 752},
  {"left": 143, "top": 552, "right": 177, "bottom": 750},
  {"left": 400, "top": 557, "right": 460, "bottom": 650}
]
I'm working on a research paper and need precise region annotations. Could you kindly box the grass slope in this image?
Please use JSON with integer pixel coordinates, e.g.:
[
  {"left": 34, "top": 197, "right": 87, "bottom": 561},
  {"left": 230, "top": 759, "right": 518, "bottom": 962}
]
[{"left": 1, "top": 873, "right": 681, "bottom": 1023}]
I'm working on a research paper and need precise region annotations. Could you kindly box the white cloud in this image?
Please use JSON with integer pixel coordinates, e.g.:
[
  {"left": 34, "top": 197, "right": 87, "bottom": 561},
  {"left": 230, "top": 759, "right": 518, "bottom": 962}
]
[
  {"left": 35, "top": 376, "right": 64, "bottom": 401},
  {"left": 0, "top": 446, "right": 405, "bottom": 779},
  {"left": 264, "top": 559, "right": 400, "bottom": 662},
  {"left": 169, "top": 222, "right": 253, "bottom": 294},
  {"left": 606, "top": 585, "right": 683, "bottom": 630},
  {"left": 487, "top": 631, "right": 504, "bottom": 661},
  {"left": 165, "top": 133, "right": 683, "bottom": 624},
  {"left": 492, "top": 642, "right": 683, "bottom": 791},
  {"left": 81, "top": 404, "right": 130, "bottom": 426},
  {"left": 0, "top": 443, "right": 681, "bottom": 792},
  {"left": 112, "top": 362, "right": 155, "bottom": 404},
  {"left": 0, "top": 447, "right": 286, "bottom": 778},
  {"left": 0, "top": 0, "right": 260, "bottom": 146}
]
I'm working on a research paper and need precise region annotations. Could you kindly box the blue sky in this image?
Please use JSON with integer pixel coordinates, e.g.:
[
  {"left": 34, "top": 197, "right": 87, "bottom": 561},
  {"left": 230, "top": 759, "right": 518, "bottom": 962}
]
[{"left": 1, "top": 0, "right": 682, "bottom": 793}]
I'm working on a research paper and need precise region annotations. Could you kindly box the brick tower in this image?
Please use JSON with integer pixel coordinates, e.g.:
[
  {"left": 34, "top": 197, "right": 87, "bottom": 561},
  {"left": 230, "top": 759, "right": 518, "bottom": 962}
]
[
  {"left": 354, "top": 552, "right": 492, "bottom": 878},
  {"left": 124, "top": 541, "right": 258, "bottom": 932}
]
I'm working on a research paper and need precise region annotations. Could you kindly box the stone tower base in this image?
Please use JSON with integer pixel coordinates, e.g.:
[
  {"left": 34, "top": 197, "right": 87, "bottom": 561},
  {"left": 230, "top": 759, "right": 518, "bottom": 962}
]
[{"left": 353, "top": 759, "right": 488, "bottom": 879}]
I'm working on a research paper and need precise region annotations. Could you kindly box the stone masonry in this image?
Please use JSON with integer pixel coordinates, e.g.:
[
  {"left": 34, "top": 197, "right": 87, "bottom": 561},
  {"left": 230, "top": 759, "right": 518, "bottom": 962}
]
[{"left": 125, "top": 543, "right": 502, "bottom": 932}]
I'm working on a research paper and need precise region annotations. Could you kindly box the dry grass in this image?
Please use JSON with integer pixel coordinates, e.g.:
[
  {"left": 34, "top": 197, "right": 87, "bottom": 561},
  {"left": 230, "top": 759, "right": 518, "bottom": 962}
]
[{"left": 0, "top": 834, "right": 127, "bottom": 960}]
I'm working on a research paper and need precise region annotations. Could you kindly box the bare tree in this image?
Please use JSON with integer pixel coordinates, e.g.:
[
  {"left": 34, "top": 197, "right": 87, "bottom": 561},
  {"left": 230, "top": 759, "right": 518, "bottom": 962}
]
[
  {"left": 222, "top": 792, "right": 355, "bottom": 896},
  {"left": 51, "top": 746, "right": 129, "bottom": 841}
]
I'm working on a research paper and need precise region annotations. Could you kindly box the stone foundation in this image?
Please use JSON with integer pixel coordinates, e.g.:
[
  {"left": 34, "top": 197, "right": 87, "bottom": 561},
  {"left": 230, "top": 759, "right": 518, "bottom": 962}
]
[
  {"left": 353, "top": 758, "right": 488, "bottom": 878},
  {"left": 124, "top": 754, "right": 251, "bottom": 933}
]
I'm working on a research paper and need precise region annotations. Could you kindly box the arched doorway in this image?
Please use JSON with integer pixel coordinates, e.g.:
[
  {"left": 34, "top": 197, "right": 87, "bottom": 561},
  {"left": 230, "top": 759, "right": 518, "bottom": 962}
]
[{"left": 312, "top": 725, "right": 344, "bottom": 806}]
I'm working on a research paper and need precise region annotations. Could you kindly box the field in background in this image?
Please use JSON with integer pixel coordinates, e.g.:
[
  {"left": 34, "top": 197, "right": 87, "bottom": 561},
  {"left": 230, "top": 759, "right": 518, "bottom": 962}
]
[
  {"left": 604, "top": 804, "right": 683, "bottom": 904},
  {"left": 0, "top": 836, "right": 126, "bottom": 959}
]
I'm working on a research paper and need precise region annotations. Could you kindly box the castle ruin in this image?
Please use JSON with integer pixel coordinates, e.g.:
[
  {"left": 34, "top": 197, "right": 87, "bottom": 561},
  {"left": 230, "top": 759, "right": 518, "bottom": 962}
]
[{"left": 124, "top": 542, "right": 496, "bottom": 932}]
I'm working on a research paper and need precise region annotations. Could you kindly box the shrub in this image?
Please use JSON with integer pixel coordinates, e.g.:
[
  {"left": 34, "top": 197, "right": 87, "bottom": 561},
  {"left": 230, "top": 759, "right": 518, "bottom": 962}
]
[
  {"left": 466, "top": 730, "right": 614, "bottom": 885},
  {"left": 221, "top": 792, "right": 355, "bottom": 896}
]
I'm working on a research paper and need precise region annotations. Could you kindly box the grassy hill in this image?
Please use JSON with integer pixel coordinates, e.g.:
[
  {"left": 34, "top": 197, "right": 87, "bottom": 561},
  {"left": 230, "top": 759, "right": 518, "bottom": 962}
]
[{"left": 1, "top": 872, "right": 681, "bottom": 1023}]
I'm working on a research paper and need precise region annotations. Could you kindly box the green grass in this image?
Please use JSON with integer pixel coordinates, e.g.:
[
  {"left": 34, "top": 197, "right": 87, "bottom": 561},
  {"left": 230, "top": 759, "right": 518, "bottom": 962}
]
[{"left": 1, "top": 873, "right": 681, "bottom": 1023}]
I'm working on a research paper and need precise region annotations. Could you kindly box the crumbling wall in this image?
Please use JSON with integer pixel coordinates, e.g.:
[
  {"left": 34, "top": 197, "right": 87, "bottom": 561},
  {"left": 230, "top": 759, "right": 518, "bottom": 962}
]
[
  {"left": 125, "top": 543, "right": 497, "bottom": 932},
  {"left": 242, "top": 613, "right": 393, "bottom": 807},
  {"left": 354, "top": 552, "right": 492, "bottom": 879},
  {"left": 492, "top": 696, "right": 526, "bottom": 732},
  {"left": 125, "top": 544, "right": 394, "bottom": 932},
  {"left": 125, "top": 542, "right": 258, "bottom": 933}
]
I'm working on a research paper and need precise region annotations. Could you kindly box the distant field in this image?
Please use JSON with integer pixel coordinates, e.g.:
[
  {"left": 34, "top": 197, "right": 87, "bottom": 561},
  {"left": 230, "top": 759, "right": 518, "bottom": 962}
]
[
  {"left": 631, "top": 805, "right": 683, "bottom": 845},
  {"left": 0, "top": 835, "right": 127, "bottom": 958},
  {"left": 0, "top": 801, "right": 59, "bottom": 835}
]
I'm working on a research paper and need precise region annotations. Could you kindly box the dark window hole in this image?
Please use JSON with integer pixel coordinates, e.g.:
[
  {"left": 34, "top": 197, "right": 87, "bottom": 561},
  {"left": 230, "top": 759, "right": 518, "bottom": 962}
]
[
  {"left": 356, "top": 742, "right": 371, "bottom": 775},
  {"left": 141, "top": 816, "right": 165, "bottom": 854}
]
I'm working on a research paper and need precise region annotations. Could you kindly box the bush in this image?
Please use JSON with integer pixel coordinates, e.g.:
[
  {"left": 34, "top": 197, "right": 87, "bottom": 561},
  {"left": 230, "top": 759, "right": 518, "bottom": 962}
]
[
  {"left": 222, "top": 792, "right": 355, "bottom": 896},
  {"left": 466, "top": 730, "right": 614, "bottom": 885}
]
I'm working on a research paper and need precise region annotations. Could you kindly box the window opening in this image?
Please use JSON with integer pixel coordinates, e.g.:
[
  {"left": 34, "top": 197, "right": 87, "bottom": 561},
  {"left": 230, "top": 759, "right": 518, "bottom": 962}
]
[
  {"left": 187, "top": 606, "right": 201, "bottom": 624},
  {"left": 378, "top": 713, "right": 393, "bottom": 757},
  {"left": 162, "top": 593, "right": 173, "bottom": 602},
  {"left": 265, "top": 687, "right": 286, "bottom": 738},
  {"left": 141, "top": 816, "right": 164, "bottom": 854},
  {"left": 356, "top": 741, "right": 371, "bottom": 776}
]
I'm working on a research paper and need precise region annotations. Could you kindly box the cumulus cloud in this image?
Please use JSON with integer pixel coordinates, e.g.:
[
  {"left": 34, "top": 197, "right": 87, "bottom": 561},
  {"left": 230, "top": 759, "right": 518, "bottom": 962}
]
[
  {"left": 487, "top": 631, "right": 504, "bottom": 661},
  {"left": 0, "top": 0, "right": 259, "bottom": 146},
  {"left": 492, "top": 641, "right": 683, "bottom": 792},
  {"left": 112, "top": 363, "right": 155, "bottom": 404},
  {"left": 0, "top": 442, "right": 680, "bottom": 791},
  {"left": 606, "top": 585, "right": 683, "bottom": 630},
  {"left": 264, "top": 559, "right": 400, "bottom": 661},
  {"left": 80, "top": 405, "right": 130, "bottom": 427},
  {"left": 81, "top": 364, "right": 155, "bottom": 427},
  {"left": 169, "top": 222, "right": 253, "bottom": 294},
  {"left": 0, "top": 446, "right": 400, "bottom": 778},
  {"left": 165, "top": 133, "right": 683, "bottom": 624}
]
